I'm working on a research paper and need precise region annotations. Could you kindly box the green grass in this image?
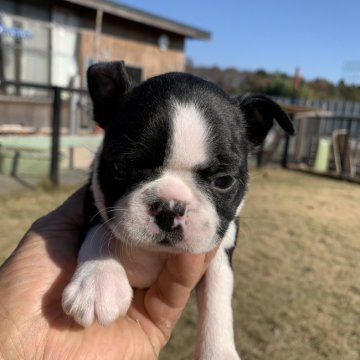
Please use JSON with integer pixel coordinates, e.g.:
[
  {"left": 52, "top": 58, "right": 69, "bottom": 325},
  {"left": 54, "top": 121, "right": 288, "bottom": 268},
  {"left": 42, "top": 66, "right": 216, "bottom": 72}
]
[{"left": 1, "top": 169, "right": 360, "bottom": 359}]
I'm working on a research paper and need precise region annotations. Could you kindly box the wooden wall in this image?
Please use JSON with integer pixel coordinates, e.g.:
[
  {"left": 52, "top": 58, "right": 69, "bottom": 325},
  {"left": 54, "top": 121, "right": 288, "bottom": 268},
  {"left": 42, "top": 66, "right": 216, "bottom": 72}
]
[{"left": 80, "top": 31, "right": 185, "bottom": 86}]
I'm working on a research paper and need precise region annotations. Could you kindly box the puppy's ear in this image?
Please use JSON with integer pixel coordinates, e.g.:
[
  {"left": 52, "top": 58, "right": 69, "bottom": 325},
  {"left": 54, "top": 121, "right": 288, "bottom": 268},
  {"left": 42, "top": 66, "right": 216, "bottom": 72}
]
[
  {"left": 238, "top": 93, "right": 295, "bottom": 146},
  {"left": 87, "top": 61, "right": 132, "bottom": 128}
]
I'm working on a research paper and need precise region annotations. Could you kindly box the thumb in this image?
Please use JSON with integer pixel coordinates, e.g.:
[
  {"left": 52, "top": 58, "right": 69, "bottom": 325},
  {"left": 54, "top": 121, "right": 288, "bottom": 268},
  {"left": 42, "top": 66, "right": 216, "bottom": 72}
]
[{"left": 142, "top": 248, "right": 217, "bottom": 347}]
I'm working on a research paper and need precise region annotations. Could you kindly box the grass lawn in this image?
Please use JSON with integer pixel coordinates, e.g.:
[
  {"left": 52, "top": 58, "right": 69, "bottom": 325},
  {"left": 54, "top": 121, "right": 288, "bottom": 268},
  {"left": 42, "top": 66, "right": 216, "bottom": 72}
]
[{"left": 1, "top": 169, "right": 360, "bottom": 359}]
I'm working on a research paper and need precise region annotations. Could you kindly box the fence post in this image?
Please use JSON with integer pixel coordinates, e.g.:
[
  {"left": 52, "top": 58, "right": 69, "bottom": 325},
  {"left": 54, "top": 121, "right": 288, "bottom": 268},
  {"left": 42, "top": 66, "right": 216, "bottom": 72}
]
[
  {"left": 50, "top": 87, "right": 61, "bottom": 187},
  {"left": 340, "top": 118, "right": 354, "bottom": 178},
  {"left": 281, "top": 135, "right": 290, "bottom": 168},
  {"left": 0, "top": 144, "right": 3, "bottom": 174},
  {"left": 281, "top": 113, "right": 293, "bottom": 168},
  {"left": 11, "top": 150, "right": 20, "bottom": 177},
  {"left": 256, "top": 143, "right": 264, "bottom": 168},
  {"left": 69, "top": 146, "right": 74, "bottom": 170}
]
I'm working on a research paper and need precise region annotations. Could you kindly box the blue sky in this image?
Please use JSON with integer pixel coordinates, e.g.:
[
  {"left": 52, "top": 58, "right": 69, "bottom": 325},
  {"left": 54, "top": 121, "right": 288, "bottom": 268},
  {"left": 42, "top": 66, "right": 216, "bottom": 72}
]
[{"left": 117, "top": 0, "right": 360, "bottom": 84}]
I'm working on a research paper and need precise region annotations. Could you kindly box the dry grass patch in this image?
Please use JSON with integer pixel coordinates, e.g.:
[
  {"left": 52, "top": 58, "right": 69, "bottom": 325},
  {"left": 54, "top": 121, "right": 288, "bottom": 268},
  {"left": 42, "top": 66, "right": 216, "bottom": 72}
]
[
  {"left": 161, "top": 169, "right": 360, "bottom": 360},
  {"left": 0, "top": 186, "right": 78, "bottom": 263},
  {"left": 1, "top": 170, "right": 360, "bottom": 360}
]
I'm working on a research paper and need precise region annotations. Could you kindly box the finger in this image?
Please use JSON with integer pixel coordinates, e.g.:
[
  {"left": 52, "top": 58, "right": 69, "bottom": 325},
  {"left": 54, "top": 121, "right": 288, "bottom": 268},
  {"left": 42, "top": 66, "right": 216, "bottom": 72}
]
[
  {"left": 142, "top": 248, "right": 218, "bottom": 344},
  {"left": 150, "top": 252, "right": 205, "bottom": 308},
  {"left": 140, "top": 253, "right": 205, "bottom": 350}
]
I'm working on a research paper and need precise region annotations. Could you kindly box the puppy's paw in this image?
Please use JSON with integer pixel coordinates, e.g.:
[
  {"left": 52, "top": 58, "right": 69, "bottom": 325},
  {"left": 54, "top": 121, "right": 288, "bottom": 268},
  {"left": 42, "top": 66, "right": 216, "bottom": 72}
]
[{"left": 62, "top": 259, "right": 133, "bottom": 327}]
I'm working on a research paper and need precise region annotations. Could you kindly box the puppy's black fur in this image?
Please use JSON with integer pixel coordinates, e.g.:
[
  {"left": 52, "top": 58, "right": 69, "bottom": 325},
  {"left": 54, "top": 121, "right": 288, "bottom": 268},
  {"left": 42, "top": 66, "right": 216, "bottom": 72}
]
[{"left": 85, "top": 62, "right": 294, "bottom": 244}]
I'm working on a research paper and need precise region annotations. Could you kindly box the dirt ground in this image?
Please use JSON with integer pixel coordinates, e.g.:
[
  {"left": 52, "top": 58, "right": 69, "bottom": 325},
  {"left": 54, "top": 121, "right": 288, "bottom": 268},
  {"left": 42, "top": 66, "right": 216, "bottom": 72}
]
[{"left": 1, "top": 169, "right": 360, "bottom": 359}]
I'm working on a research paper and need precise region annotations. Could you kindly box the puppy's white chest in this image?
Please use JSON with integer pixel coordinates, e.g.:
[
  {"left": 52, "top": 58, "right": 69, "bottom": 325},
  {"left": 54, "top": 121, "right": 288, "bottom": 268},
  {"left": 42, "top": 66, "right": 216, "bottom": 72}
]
[{"left": 120, "top": 247, "right": 169, "bottom": 289}]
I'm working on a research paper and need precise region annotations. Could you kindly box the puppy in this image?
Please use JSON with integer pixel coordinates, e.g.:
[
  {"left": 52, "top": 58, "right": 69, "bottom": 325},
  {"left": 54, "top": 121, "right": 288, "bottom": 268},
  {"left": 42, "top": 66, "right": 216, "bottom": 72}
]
[{"left": 62, "top": 61, "right": 294, "bottom": 359}]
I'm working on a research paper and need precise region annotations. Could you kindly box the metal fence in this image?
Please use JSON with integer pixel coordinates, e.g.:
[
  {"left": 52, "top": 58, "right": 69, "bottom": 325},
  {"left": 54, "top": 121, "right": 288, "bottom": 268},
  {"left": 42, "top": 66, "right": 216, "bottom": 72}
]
[
  {"left": 0, "top": 80, "right": 101, "bottom": 187},
  {"left": 257, "top": 98, "right": 360, "bottom": 182},
  {"left": 273, "top": 96, "right": 360, "bottom": 117},
  {"left": 2, "top": 82, "right": 360, "bottom": 187},
  {"left": 281, "top": 115, "right": 360, "bottom": 182}
]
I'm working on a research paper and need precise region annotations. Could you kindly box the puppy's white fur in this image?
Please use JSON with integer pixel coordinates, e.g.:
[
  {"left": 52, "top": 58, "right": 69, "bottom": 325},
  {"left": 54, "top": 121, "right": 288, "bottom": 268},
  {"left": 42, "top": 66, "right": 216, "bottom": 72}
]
[{"left": 195, "top": 221, "right": 240, "bottom": 360}]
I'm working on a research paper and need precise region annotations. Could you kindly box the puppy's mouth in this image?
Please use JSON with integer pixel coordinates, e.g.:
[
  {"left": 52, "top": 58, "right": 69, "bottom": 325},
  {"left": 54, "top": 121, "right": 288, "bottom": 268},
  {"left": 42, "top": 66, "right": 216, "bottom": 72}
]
[
  {"left": 157, "top": 226, "right": 183, "bottom": 247},
  {"left": 159, "top": 237, "right": 171, "bottom": 246}
]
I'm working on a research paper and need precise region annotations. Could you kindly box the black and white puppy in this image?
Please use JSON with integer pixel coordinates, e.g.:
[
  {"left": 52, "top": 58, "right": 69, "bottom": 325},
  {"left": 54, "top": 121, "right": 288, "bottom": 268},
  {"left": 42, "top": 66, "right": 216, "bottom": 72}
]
[{"left": 62, "top": 61, "right": 294, "bottom": 359}]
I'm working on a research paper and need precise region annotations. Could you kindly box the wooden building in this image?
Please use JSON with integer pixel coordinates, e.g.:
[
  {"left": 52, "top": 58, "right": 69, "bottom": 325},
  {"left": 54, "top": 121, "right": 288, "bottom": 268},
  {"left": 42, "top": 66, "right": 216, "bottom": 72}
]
[
  {"left": 0, "top": 0, "right": 210, "bottom": 87},
  {"left": 0, "top": 0, "right": 210, "bottom": 129}
]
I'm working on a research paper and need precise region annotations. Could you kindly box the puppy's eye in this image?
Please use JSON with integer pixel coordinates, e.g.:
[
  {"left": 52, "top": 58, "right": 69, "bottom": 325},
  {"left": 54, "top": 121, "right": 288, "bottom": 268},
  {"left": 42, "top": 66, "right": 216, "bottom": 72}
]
[
  {"left": 211, "top": 175, "right": 236, "bottom": 192},
  {"left": 137, "top": 168, "right": 153, "bottom": 177}
]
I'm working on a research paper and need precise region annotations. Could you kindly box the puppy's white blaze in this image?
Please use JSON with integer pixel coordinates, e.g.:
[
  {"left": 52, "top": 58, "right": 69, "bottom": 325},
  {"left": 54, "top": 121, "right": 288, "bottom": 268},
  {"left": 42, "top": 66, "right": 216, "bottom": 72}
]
[
  {"left": 168, "top": 102, "right": 209, "bottom": 169},
  {"left": 155, "top": 174, "right": 193, "bottom": 203}
]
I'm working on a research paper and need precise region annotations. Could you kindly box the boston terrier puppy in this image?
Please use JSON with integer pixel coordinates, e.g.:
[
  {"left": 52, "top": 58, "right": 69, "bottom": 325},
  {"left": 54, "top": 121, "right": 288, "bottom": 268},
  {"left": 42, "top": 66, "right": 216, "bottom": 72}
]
[{"left": 62, "top": 61, "right": 294, "bottom": 359}]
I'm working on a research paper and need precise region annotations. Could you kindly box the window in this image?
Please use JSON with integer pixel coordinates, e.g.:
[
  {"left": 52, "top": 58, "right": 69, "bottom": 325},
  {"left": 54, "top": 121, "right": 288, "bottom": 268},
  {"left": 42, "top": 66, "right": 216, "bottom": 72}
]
[
  {"left": 51, "top": 7, "right": 80, "bottom": 88},
  {"left": 0, "top": 4, "right": 81, "bottom": 95}
]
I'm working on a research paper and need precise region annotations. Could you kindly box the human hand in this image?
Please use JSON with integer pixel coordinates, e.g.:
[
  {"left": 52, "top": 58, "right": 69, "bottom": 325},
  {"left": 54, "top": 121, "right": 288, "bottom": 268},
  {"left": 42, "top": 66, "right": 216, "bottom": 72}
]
[{"left": 0, "top": 188, "right": 217, "bottom": 359}]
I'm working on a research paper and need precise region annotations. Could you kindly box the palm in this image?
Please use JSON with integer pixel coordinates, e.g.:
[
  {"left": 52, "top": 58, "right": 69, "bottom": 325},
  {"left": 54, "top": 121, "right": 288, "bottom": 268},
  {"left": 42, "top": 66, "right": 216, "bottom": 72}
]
[{"left": 0, "top": 209, "right": 158, "bottom": 359}]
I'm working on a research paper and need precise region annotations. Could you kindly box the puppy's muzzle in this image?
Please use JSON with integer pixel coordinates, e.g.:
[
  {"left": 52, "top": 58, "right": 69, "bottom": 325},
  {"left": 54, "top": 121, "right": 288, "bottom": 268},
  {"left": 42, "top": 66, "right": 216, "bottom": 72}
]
[{"left": 149, "top": 199, "right": 186, "bottom": 232}]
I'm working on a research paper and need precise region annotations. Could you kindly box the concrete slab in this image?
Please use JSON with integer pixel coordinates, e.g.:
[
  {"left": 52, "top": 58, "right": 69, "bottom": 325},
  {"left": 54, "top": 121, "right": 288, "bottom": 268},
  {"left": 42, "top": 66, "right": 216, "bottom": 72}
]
[{"left": 0, "top": 169, "right": 88, "bottom": 195}]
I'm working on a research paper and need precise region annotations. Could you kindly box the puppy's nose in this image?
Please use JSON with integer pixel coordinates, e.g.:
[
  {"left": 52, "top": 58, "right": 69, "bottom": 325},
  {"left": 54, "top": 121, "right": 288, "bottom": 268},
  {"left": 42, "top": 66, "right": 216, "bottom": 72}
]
[{"left": 149, "top": 200, "right": 186, "bottom": 232}]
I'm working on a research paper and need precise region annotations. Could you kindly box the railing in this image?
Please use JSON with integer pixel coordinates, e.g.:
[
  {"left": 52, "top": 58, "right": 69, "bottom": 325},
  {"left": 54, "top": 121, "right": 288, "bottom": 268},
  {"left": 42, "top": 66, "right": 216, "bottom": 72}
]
[
  {"left": 273, "top": 96, "right": 360, "bottom": 117},
  {"left": 0, "top": 80, "right": 89, "bottom": 187},
  {"left": 283, "top": 115, "right": 360, "bottom": 182}
]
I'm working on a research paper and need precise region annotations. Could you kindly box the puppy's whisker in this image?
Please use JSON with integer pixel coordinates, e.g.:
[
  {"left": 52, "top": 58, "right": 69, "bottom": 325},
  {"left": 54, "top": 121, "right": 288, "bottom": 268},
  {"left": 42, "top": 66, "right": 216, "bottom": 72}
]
[
  {"left": 102, "top": 233, "right": 112, "bottom": 258},
  {"left": 90, "top": 207, "right": 127, "bottom": 222},
  {"left": 100, "top": 224, "right": 115, "bottom": 258},
  {"left": 104, "top": 208, "right": 127, "bottom": 214},
  {"left": 88, "top": 217, "right": 115, "bottom": 256},
  {"left": 108, "top": 219, "right": 133, "bottom": 258}
]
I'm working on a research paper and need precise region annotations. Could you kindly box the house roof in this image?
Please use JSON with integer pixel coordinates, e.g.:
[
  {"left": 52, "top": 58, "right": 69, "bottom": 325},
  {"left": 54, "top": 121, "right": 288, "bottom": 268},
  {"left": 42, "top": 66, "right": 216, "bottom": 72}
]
[{"left": 63, "top": 0, "right": 211, "bottom": 39}]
